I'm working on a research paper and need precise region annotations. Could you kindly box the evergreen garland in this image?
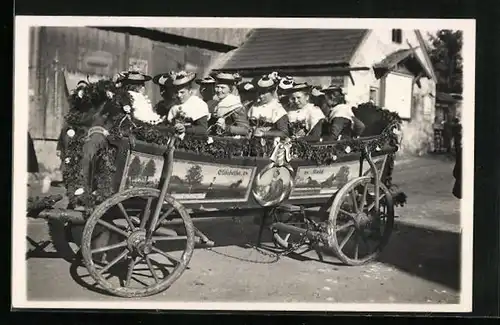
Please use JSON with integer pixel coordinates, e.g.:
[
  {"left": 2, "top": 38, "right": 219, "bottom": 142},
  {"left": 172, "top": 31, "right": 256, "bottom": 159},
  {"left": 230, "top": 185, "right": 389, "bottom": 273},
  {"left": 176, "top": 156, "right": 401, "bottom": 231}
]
[{"left": 60, "top": 78, "right": 403, "bottom": 212}]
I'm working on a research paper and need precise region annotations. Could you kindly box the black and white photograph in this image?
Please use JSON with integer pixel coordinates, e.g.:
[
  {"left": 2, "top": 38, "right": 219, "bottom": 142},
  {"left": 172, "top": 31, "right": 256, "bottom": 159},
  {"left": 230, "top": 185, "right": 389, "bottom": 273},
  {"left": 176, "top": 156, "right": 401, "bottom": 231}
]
[{"left": 14, "top": 17, "right": 474, "bottom": 312}]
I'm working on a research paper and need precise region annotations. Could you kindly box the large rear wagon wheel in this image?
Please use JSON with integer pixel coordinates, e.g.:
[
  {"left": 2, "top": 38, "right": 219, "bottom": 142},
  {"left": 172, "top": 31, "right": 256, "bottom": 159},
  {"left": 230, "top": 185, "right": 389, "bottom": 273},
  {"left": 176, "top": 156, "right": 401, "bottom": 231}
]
[
  {"left": 81, "top": 188, "right": 195, "bottom": 298},
  {"left": 326, "top": 176, "right": 394, "bottom": 266}
]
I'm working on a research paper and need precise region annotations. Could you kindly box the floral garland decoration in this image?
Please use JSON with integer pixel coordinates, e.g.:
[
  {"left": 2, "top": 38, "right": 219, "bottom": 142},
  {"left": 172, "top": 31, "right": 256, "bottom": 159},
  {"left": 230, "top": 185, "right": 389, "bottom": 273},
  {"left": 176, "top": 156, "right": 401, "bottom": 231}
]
[
  {"left": 61, "top": 78, "right": 134, "bottom": 210},
  {"left": 61, "top": 76, "right": 403, "bottom": 212}
]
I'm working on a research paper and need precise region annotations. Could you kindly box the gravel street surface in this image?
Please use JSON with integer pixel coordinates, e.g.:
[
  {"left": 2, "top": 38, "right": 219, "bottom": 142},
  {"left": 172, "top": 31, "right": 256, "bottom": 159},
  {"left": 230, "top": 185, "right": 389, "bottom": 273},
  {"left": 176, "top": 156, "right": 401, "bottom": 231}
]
[{"left": 24, "top": 155, "right": 462, "bottom": 305}]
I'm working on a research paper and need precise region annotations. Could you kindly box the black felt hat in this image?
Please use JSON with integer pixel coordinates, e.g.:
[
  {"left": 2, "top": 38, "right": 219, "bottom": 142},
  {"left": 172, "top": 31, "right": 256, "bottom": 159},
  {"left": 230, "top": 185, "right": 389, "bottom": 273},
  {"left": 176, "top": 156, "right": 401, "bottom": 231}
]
[
  {"left": 254, "top": 73, "right": 279, "bottom": 91},
  {"left": 152, "top": 73, "right": 173, "bottom": 87},
  {"left": 195, "top": 75, "right": 216, "bottom": 86},
  {"left": 121, "top": 71, "right": 152, "bottom": 84},
  {"left": 237, "top": 81, "right": 256, "bottom": 93},
  {"left": 211, "top": 72, "right": 242, "bottom": 85}
]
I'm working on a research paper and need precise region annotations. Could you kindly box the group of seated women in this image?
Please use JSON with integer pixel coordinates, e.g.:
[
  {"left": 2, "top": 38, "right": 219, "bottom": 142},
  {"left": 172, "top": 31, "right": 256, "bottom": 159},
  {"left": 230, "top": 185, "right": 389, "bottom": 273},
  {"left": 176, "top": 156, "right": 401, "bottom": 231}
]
[{"left": 113, "top": 70, "right": 367, "bottom": 141}]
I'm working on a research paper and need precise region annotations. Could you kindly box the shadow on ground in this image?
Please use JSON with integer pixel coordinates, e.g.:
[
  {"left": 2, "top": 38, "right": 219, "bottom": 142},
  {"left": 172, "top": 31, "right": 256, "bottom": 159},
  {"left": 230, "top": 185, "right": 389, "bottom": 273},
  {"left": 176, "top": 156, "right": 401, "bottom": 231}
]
[
  {"left": 28, "top": 211, "right": 460, "bottom": 294},
  {"left": 378, "top": 222, "right": 460, "bottom": 291},
  {"left": 189, "top": 218, "right": 461, "bottom": 291}
]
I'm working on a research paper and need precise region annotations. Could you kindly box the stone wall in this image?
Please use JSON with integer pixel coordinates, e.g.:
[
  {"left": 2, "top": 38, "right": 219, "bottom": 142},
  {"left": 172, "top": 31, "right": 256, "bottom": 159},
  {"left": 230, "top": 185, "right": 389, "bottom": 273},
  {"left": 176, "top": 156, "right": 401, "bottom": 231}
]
[{"left": 399, "top": 80, "right": 436, "bottom": 156}]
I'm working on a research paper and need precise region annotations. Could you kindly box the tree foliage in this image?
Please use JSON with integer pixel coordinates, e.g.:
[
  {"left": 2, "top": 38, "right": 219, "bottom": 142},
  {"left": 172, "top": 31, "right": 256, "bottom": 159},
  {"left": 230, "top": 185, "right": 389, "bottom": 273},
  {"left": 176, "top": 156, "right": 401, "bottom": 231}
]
[
  {"left": 185, "top": 164, "right": 203, "bottom": 186},
  {"left": 428, "top": 29, "right": 463, "bottom": 94},
  {"left": 142, "top": 159, "right": 157, "bottom": 180},
  {"left": 128, "top": 156, "right": 143, "bottom": 178}
]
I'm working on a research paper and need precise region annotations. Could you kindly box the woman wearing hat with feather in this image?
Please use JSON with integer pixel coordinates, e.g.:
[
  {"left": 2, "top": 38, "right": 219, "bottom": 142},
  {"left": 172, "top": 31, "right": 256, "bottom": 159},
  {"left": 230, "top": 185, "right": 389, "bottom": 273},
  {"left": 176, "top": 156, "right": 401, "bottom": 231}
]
[
  {"left": 286, "top": 81, "right": 326, "bottom": 139},
  {"left": 165, "top": 71, "right": 210, "bottom": 134},
  {"left": 207, "top": 72, "right": 250, "bottom": 136},
  {"left": 247, "top": 72, "right": 289, "bottom": 137}
]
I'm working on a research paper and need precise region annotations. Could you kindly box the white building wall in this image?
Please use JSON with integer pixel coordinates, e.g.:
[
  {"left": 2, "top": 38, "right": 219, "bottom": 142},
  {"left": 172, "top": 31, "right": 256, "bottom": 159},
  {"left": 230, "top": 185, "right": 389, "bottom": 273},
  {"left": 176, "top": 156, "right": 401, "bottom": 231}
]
[{"left": 348, "top": 29, "right": 437, "bottom": 155}]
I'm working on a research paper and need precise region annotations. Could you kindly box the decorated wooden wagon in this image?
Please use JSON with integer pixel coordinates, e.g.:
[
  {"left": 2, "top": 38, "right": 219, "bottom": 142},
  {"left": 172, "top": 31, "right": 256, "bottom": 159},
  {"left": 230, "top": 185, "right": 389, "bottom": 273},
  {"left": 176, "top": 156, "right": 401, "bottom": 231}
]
[{"left": 31, "top": 78, "right": 406, "bottom": 298}]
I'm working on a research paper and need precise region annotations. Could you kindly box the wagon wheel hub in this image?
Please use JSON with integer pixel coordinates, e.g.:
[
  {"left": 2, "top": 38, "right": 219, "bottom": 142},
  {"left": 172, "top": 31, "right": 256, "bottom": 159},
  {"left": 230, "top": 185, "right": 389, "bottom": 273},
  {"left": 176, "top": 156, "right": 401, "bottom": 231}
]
[
  {"left": 126, "top": 229, "right": 150, "bottom": 256},
  {"left": 354, "top": 212, "right": 371, "bottom": 228}
]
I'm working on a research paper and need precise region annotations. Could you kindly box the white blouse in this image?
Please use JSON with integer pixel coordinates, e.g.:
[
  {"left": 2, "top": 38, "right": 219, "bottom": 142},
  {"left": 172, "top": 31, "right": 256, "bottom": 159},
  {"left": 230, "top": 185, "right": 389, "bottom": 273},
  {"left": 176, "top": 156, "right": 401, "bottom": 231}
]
[
  {"left": 247, "top": 99, "right": 287, "bottom": 125},
  {"left": 167, "top": 95, "right": 210, "bottom": 123},
  {"left": 329, "top": 103, "right": 355, "bottom": 122},
  {"left": 287, "top": 103, "right": 325, "bottom": 133}
]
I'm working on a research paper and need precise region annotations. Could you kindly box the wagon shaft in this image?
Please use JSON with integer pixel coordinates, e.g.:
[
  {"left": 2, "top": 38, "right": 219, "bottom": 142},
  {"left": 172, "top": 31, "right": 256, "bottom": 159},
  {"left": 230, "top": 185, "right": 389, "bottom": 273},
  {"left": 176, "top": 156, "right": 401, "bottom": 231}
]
[{"left": 37, "top": 208, "right": 86, "bottom": 224}]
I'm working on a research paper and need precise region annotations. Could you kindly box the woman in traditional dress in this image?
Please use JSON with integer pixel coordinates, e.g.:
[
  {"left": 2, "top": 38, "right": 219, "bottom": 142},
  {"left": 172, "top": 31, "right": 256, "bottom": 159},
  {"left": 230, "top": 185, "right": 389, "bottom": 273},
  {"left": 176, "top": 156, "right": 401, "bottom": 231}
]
[
  {"left": 152, "top": 72, "right": 176, "bottom": 117},
  {"left": 277, "top": 75, "right": 294, "bottom": 110},
  {"left": 321, "top": 84, "right": 365, "bottom": 139},
  {"left": 117, "top": 71, "right": 165, "bottom": 125},
  {"left": 247, "top": 73, "right": 289, "bottom": 137},
  {"left": 208, "top": 72, "right": 250, "bottom": 136},
  {"left": 165, "top": 71, "right": 210, "bottom": 134},
  {"left": 286, "top": 81, "right": 326, "bottom": 139},
  {"left": 195, "top": 76, "right": 217, "bottom": 114}
]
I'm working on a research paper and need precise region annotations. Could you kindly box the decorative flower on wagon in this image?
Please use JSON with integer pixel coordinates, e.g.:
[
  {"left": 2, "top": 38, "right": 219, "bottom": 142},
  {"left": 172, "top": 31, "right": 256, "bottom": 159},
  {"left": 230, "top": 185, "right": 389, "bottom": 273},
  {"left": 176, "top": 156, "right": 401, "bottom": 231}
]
[
  {"left": 289, "top": 120, "right": 307, "bottom": 138},
  {"left": 123, "top": 105, "right": 132, "bottom": 114},
  {"left": 66, "top": 128, "right": 76, "bottom": 138},
  {"left": 174, "top": 108, "right": 187, "bottom": 123},
  {"left": 74, "top": 188, "right": 85, "bottom": 196},
  {"left": 249, "top": 116, "right": 268, "bottom": 128}
]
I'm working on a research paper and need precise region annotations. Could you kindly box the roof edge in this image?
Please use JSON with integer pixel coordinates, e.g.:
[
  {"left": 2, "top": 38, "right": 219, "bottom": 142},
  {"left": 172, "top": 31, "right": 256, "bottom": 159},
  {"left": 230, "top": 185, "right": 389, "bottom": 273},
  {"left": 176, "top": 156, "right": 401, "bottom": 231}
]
[
  {"left": 221, "top": 62, "right": 351, "bottom": 72},
  {"left": 93, "top": 27, "right": 236, "bottom": 53},
  {"left": 415, "top": 30, "right": 438, "bottom": 83}
]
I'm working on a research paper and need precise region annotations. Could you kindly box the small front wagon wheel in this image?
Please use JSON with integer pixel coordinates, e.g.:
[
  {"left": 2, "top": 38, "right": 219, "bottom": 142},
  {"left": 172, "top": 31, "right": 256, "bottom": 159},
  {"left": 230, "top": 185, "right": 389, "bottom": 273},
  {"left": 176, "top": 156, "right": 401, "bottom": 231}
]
[
  {"left": 81, "top": 188, "right": 195, "bottom": 298},
  {"left": 326, "top": 176, "right": 394, "bottom": 266}
]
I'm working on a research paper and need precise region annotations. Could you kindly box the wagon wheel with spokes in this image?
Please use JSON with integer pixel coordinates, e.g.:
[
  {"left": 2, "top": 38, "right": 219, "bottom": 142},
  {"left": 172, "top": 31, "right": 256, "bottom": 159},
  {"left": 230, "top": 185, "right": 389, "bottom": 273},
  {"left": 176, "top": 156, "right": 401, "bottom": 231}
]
[
  {"left": 81, "top": 188, "right": 195, "bottom": 298},
  {"left": 326, "top": 176, "right": 394, "bottom": 266}
]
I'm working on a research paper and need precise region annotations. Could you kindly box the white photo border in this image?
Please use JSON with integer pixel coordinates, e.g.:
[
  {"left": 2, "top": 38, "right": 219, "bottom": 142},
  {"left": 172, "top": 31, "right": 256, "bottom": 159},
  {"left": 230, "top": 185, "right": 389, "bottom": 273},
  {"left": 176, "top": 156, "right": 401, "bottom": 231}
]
[{"left": 13, "top": 16, "right": 476, "bottom": 312}]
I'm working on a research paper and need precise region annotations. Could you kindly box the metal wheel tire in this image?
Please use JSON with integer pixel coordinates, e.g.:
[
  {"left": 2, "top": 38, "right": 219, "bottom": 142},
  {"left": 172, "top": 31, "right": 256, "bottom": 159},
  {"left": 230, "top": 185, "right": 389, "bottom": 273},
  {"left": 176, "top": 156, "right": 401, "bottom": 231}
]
[
  {"left": 81, "top": 188, "right": 195, "bottom": 298},
  {"left": 326, "top": 176, "right": 394, "bottom": 266}
]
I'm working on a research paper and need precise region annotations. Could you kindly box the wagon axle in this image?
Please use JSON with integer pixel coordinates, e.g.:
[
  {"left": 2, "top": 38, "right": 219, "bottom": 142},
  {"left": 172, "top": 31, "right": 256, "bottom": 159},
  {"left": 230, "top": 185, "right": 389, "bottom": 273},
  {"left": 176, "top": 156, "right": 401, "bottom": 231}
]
[{"left": 126, "top": 229, "right": 153, "bottom": 256}]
